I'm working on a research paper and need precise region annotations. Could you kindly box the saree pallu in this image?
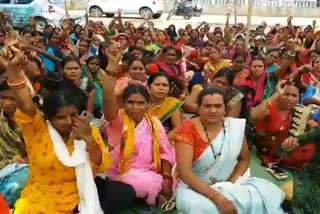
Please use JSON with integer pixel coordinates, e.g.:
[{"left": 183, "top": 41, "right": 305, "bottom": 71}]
[
  {"left": 0, "top": 164, "right": 29, "bottom": 207},
  {"left": 106, "top": 114, "right": 175, "bottom": 205},
  {"left": 176, "top": 117, "right": 285, "bottom": 214},
  {"left": 147, "top": 97, "right": 183, "bottom": 132}
]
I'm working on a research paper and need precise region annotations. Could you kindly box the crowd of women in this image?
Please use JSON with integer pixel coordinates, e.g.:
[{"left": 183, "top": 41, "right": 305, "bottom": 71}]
[{"left": 1, "top": 10, "right": 320, "bottom": 214}]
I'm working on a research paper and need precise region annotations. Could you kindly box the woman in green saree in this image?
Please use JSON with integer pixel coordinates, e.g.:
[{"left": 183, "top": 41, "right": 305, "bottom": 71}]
[{"left": 281, "top": 126, "right": 320, "bottom": 213}]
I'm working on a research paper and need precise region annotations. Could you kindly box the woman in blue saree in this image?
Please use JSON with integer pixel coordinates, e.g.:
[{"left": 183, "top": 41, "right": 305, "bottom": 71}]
[{"left": 175, "top": 87, "right": 285, "bottom": 214}]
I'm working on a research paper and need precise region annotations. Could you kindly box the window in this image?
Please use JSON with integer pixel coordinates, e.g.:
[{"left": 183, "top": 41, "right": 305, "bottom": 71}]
[
  {"left": 14, "top": 0, "right": 33, "bottom": 4},
  {"left": 0, "top": 0, "right": 11, "bottom": 4}
]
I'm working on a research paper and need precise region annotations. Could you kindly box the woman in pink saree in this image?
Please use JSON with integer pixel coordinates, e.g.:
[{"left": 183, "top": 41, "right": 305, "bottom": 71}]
[{"left": 102, "top": 70, "right": 175, "bottom": 206}]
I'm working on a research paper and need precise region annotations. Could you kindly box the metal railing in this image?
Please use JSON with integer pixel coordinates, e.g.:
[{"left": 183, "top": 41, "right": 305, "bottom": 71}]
[{"left": 164, "top": 0, "right": 319, "bottom": 7}]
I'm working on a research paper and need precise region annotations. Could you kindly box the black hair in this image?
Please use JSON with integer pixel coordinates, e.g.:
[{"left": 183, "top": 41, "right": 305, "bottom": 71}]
[
  {"left": 266, "top": 48, "right": 281, "bottom": 55},
  {"left": 162, "top": 46, "right": 181, "bottom": 57},
  {"left": 86, "top": 55, "right": 100, "bottom": 65},
  {"left": 147, "top": 72, "right": 170, "bottom": 86},
  {"left": 21, "top": 28, "right": 35, "bottom": 37},
  {"left": 61, "top": 56, "right": 81, "bottom": 70},
  {"left": 128, "top": 57, "right": 145, "bottom": 68},
  {"left": 197, "top": 87, "right": 227, "bottom": 106},
  {"left": 232, "top": 51, "right": 247, "bottom": 61},
  {"left": 0, "top": 80, "right": 10, "bottom": 92},
  {"left": 213, "top": 68, "right": 235, "bottom": 86},
  {"left": 42, "top": 81, "right": 87, "bottom": 118},
  {"left": 122, "top": 84, "right": 150, "bottom": 103},
  {"left": 249, "top": 56, "right": 265, "bottom": 65},
  {"left": 128, "top": 45, "right": 144, "bottom": 53},
  {"left": 0, "top": 28, "right": 6, "bottom": 37},
  {"left": 122, "top": 52, "right": 136, "bottom": 64}
]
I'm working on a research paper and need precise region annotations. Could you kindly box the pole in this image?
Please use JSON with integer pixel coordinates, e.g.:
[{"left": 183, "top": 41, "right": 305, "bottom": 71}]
[
  {"left": 245, "top": 0, "right": 253, "bottom": 50},
  {"left": 64, "top": 0, "right": 69, "bottom": 18},
  {"left": 234, "top": 0, "right": 237, "bottom": 25}
]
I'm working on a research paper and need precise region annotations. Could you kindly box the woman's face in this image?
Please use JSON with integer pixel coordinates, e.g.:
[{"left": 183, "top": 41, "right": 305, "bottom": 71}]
[
  {"left": 313, "top": 56, "right": 320, "bottom": 71},
  {"left": 23, "top": 32, "right": 33, "bottom": 43},
  {"left": 149, "top": 76, "right": 170, "bottom": 99},
  {"left": 128, "top": 60, "right": 146, "bottom": 81},
  {"left": 0, "top": 31, "right": 5, "bottom": 45},
  {"left": 211, "top": 76, "right": 230, "bottom": 91},
  {"left": 157, "top": 31, "right": 166, "bottom": 40},
  {"left": 235, "top": 40, "right": 244, "bottom": 51},
  {"left": 232, "top": 56, "right": 246, "bottom": 72},
  {"left": 87, "top": 58, "right": 100, "bottom": 73},
  {"left": 78, "top": 30, "right": 88, "bottom": 40},
  {"left": 250, "top": 60, "right": 265, "bottom": 78},
  {"left": 50, "top": 105, "right": 79, "bottom": 136},
  {"left": 164, "top": 49, "right": 178, "bottom": 64},
  {"left": 49, "top": 33, "right": 59, "bottom": 45},
  {"left": 136, "top": 39, "right": 145, "bottom": 49},
  {"left": 131, "top": 49, "right": 144, "bottom": 59},
  {"left": 118, "top": 35, "right": 128, "bottom": 47},
  {"left": 124, "top": 93, "right": 149, "bottom": 123},
  {"left": 78, "top": 40, "right": 89, "bottom": 55},
  {"left": 63, "top": 61, "right": 82, "bottom": 81},
  {"left": 208, "top": 47, "right": 221, "bottom": 61},
  {"left": 75, "top": 26, "right": 81, "bottom": 34},
  {"left": 104, "top": 44, "right": 120, "bottom": 57},
  {"left": 265, "top": 51, "right": 279, "bottom": 66},
  {"left": 142, "top": 32, "right": 151, "bottom": 43},
  {"left": 279, "top": 85, "right": 299, "bottom": 110},
  {"left": 92, "top": 36, "right": 101, "bottom": 47},
  {"left": 198, "top": 94, "right": 225, "bottom": 124},
  {"left": 169, "top": 25, "right": 175, "bottom": 31},
  {"left": 316, "top": 40, "right": 320, "bottom": 51},
  {"left": 217, "top": 41, "right": 225, "bottom": 50}
]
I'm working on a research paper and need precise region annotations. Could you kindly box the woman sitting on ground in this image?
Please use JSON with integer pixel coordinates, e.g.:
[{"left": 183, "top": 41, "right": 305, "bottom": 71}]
[
  {"left": 147, "top": 73, "right": 183, "bottom": 142},
  {"left": 175, "top": 87, "right": 285, "bottom": 214},
  {"left": 184, "top": 68, "right": 243, "bottom": 118},
  {"left": 6, "top": 48, "right": 111, "bottom": 213},
  {"left": 102, "top": 70, "right": 175, "bottom": 207},
  {"left": 251, "top": 81, "right": 316, "bottom": 170},
  {"left": 0, "top": 80, "right": 28, "bottom": 208}
]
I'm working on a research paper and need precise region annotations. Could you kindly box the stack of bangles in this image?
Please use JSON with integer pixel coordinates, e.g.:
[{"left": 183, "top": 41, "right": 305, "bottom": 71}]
[
  {"left": 162, "top": 172, "right": 173, "bottom": 183},
  {"left": 86, "top": 141, "right": 101, "bottom": 154},
  {"left": 7, "top": 77, "right": 27, "bottom": 89}
]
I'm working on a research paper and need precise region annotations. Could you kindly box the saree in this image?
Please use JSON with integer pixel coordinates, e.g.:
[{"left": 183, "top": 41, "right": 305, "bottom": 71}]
[
  {"left": 238, "top": 71, "right": 267, "bottom": 108},
  {"left": 176, "top": 117, "right": 285, "bottom": 214},
  {"left": 105, "top": 112, "right": 175, "bottom": 205},
  {"left": 203, "top": 59, "right": 232, "bottom": 80},
  {"left": 147, "top": 97, "right": 183, "bottom": 132}
]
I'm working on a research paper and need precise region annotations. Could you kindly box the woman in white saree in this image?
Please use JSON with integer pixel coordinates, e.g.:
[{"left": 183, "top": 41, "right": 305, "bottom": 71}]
[{"left": 175, "top": 87, "right": 285, "bottom": 214}]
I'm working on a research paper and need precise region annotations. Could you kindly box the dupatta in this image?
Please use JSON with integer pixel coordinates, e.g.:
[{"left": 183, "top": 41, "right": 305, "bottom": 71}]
[
  {"left": 239, "top": 70, "right": 267, "bottom": 108},
  {"left": 119, "top": 111, "right": 161, "bottom": 175}
]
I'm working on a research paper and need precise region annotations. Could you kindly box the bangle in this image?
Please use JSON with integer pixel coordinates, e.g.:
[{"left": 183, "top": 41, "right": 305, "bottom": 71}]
[
  {"left": 7, "top": 78, "right": 27, "bottom": 89},
  {"left": 207, "top": 192, "right": 220, "bottom": 201}
]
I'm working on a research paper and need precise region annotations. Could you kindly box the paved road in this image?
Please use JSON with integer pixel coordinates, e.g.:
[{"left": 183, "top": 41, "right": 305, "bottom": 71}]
[{"left": 69, "top": 10, "right": 320, "bottom": 29}]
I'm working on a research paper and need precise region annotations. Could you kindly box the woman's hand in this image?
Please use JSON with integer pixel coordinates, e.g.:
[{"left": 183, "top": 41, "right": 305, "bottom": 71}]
[
  {"left": 72, "top": 116, "right": 94, "bottom": 143},
  {"left": 281, "top": 136, "right": 299, "bottom": 152},
  {"left": 161, "top": 180, "right": 173, "bottom": 200},
  {"left": 275, "top": 80, "right": 287, "bottom": 95},
  {"left": 212, "top": 194, "right": 238, "bottom": 214}
]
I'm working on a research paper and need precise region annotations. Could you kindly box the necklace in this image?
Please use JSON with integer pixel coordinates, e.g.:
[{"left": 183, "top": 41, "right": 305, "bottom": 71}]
[{"left": 200, "top": 119, "right": 225, "bottom": 160}]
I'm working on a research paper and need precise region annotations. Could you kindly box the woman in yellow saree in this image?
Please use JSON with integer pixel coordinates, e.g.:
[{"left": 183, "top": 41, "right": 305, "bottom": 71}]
[{"left": 147, "top": 73, "right": 184, "bottom": 142}]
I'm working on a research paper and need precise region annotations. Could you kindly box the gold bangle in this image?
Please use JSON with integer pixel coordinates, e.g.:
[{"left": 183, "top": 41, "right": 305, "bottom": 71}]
[{"left": 207, "top": 192, "right": 220, "bottom": 201}]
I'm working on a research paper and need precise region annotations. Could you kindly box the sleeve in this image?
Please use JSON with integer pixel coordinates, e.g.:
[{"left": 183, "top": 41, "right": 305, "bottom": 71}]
[
  {"left": 175, "top": 120, "right": 195, "bottom": 146},
  {"left": 91, "top": 125, "right": 113, "bottom": 173},
  {"left": 14, "top": 109, "right": 45, "bottom": 128},
  {"left": 157, "top": 118, "right": 175, "bottom": 165}
]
